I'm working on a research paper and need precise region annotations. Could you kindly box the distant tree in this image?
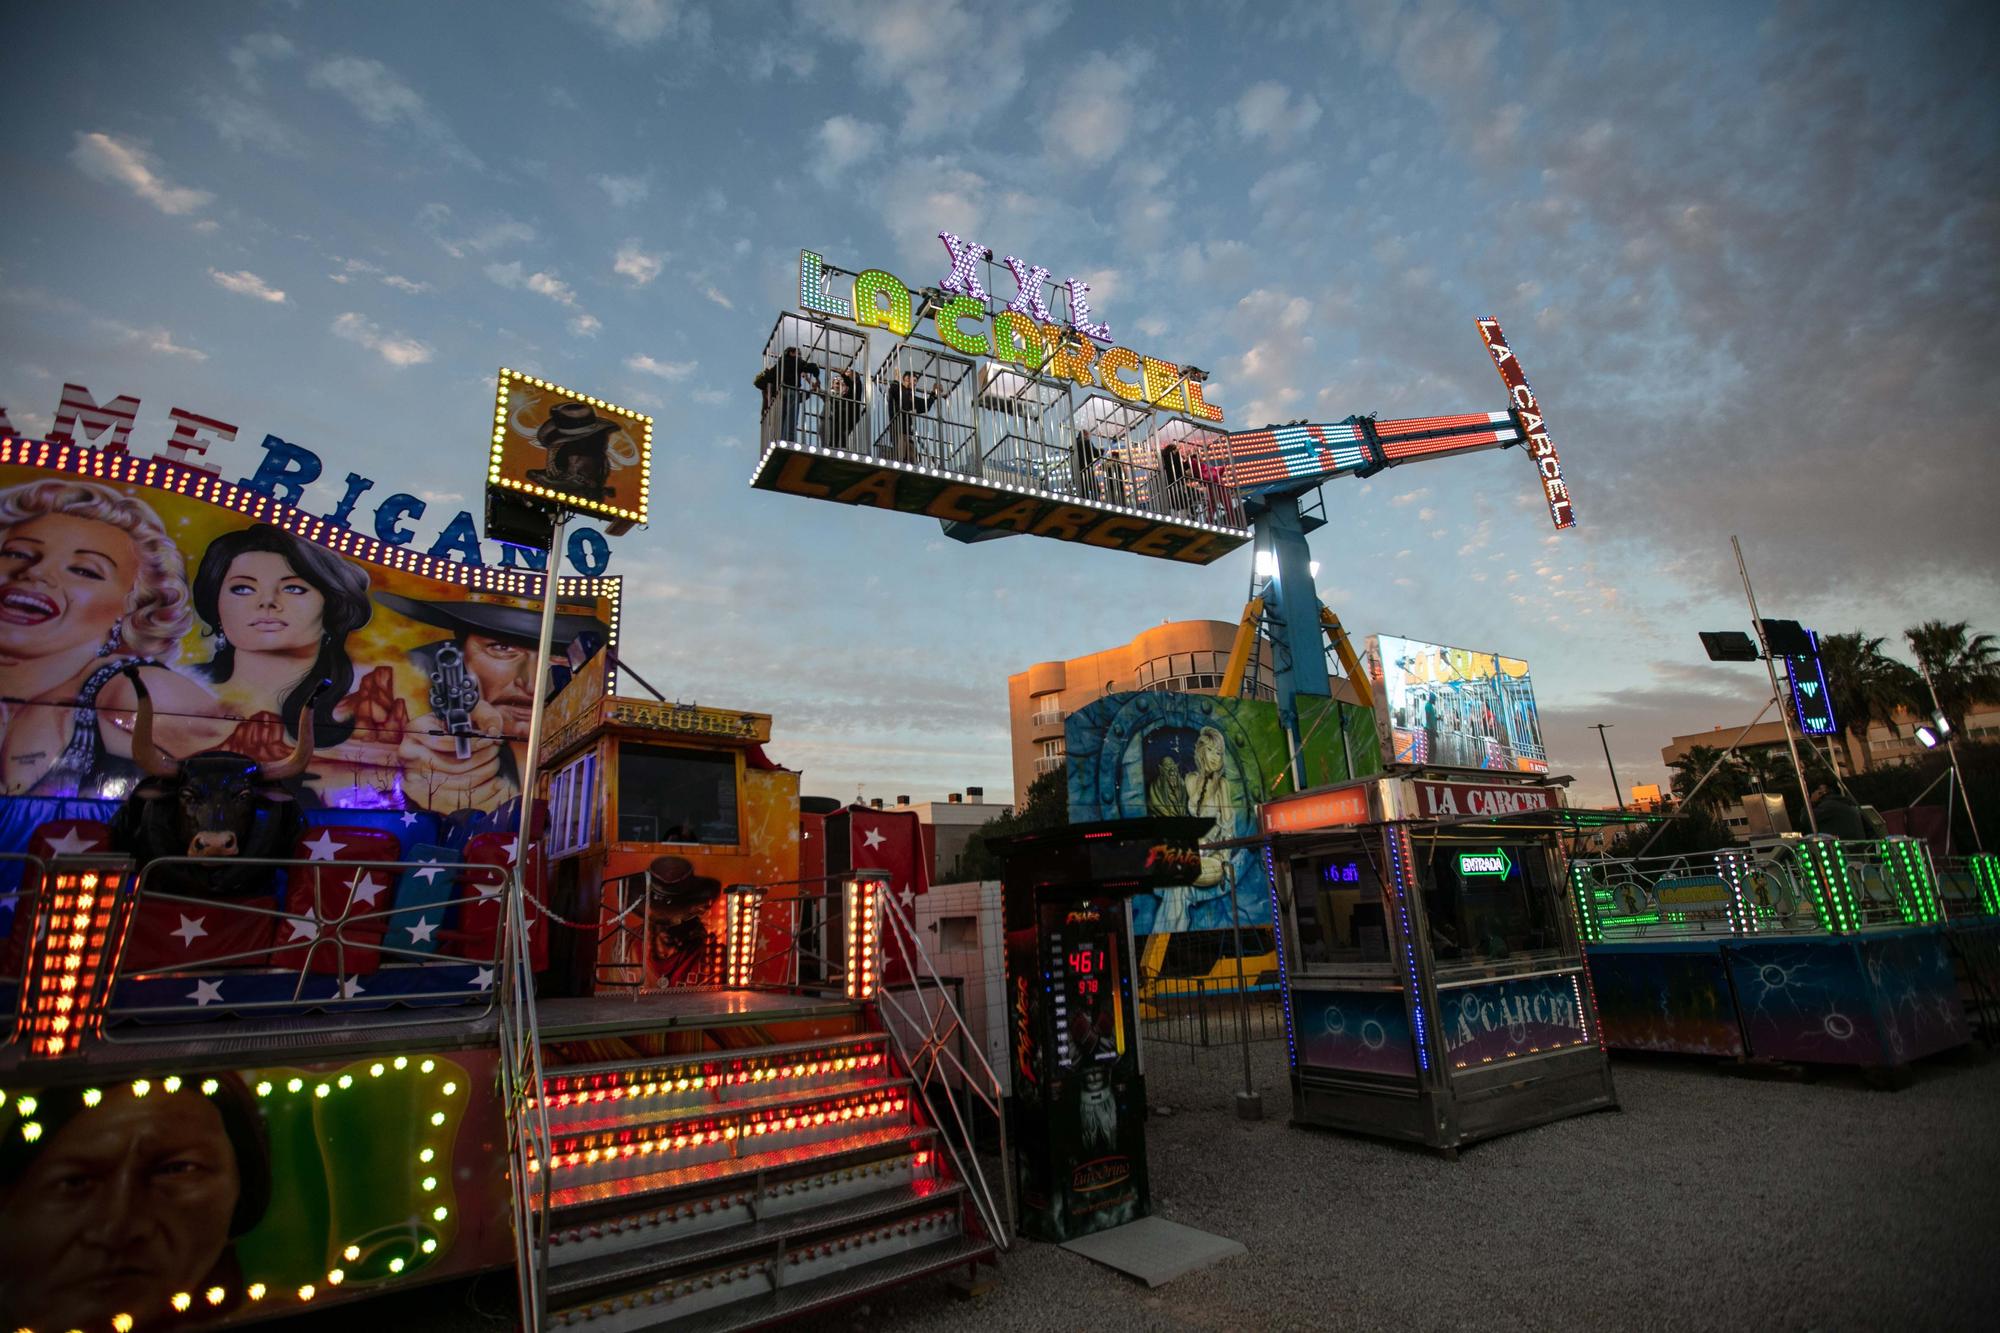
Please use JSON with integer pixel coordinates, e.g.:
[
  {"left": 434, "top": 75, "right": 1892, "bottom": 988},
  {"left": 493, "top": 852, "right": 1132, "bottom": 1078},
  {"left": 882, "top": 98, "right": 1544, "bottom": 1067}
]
[
  {"left": 1669, "top": 745, "right": 1746, "bottom": 812},
  {"left": 1606, "top": 805, "right": 1735, "bottom": 859},
  {"left": 951, "top": 763, "right": 1068, "bottom": 880},
  {"left": 1904, "top": 620, "right": 2000, "bottom": 733},
  {"left": 1817, "top": 630, "right": 1921, "bottom": 767},
  {"left": 1732, "top": 746, "right": 1794, "bottom": 797}
]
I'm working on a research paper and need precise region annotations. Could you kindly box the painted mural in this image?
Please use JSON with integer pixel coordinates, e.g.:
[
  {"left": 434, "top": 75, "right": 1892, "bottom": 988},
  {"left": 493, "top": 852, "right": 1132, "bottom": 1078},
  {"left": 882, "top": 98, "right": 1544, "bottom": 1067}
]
[
  {"left": 0, "top": 450, "right": 616, "bottom": 820},
  {"left": 1066, "top": 692, "right": 1379, "bottom": 938},
  {"left": 0, "top": 1047, "right": 507, "bottom": 1332}
]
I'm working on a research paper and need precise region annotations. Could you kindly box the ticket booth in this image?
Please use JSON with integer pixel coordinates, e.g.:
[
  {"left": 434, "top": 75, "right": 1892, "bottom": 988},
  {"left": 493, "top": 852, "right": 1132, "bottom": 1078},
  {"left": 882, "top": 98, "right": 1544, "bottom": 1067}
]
[
  {"left": 994, "top": 816, "right": 1211, "bottom": 1241},
  {"left": 1262, "top": 773, "right": 1616, "bottom": 1152}
]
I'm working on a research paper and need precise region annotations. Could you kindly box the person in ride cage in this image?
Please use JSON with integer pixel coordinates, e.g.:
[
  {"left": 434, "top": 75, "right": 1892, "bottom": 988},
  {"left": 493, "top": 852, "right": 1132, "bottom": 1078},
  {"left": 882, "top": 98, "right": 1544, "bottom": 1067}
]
[
  {"left": 752, "top": 347, "right": 820, "bottom": 445},
  {"left": 1071, "top": 431, "right": 1101, "bottom": 501},
  {"left": 885, "top": 371, "right": 941, "bottom": 464},
  {"left": 823, "top": 368, "right": 864, "bottom": 453},
  {"left": 1157, "top": 439, "right": 1192, "bottom": 514}
]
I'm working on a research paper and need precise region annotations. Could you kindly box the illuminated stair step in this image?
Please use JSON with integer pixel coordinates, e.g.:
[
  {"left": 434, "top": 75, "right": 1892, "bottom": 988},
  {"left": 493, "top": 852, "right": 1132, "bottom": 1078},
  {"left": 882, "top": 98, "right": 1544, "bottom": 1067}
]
[
  {"left": 548, "top": 1177, "right": 966, "bottom": 1308},
  {"left": 545, "top": 1138, "right": 942, "bottom": 1269},
  {"left": 534, "top": 1079, "right": 915, "bottom": 1183},
  {"left": 536, "top": 1034, "right": 891, "bottom": 1130},
  {"left": 547, "top": 1124, "right": 938, "bottom": 1218},
  {"left": 549, "top": 1219, "right": 986, "bottom": 1333},
  {"left": 539, "top": 1041, "right": 893, "bottom": 1135}
]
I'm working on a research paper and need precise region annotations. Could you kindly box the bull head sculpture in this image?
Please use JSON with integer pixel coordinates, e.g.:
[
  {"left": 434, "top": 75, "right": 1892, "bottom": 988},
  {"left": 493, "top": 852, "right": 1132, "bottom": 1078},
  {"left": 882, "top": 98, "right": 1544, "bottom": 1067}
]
[{"left": 111, "top": 669, "right": 328, "bottom": 885}]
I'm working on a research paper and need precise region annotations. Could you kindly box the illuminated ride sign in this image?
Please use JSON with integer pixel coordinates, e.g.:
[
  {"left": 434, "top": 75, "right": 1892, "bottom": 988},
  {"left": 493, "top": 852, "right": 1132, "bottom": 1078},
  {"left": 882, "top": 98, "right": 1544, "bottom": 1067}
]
[
  {"left": 1782, "top": 629, "right": 1839, "bottom": 737},
  {"left": 797, "top": 240, "right": 1224, "bottom": 422},
  {"left": 751, "top": 232, "right": 1254, "bottom": 565},
  {"left": 485, "top": 368, "right": 652, "bottom": 546},
  {"left": 1476, "top": 316, "right": 1574, "bottom": 530}
]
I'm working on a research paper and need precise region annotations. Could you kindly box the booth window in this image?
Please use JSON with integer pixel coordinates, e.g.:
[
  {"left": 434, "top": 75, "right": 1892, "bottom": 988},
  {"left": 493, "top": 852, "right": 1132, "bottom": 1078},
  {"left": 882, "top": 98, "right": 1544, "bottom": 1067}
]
[
  {"left": 1288, "top": 850, "right": 1391, "bottom": 967},
  {"left": 617, "top": 744, "right": 739, "bottom": 845},
  {"left": 1421, "top": 842, "right": 1564, "bottom": 965},
  {"left": 549, "top": 752, "right": 599, "bottom": 857}
]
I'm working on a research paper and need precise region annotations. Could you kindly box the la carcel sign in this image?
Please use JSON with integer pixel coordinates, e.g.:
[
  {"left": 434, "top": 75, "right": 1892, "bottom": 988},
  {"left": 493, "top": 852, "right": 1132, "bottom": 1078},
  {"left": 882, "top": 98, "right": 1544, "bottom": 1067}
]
[{"left": 1410, "top": 780, "right": 1557, "bottom": 821}]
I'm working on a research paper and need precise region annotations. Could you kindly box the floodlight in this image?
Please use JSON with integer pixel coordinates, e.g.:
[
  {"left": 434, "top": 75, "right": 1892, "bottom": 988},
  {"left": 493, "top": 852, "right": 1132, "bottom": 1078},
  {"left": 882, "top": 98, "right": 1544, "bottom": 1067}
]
[
  {"left": 1758, "top": 618, "right": 1814, "bottom": 657},
  {"left": 1933, "top": 711, "right": 1952, "bottom": 737},
  {"left": 1915, "top": 726, "right": 1939, "bottom": 750},
  {"left": 1699, "top": 630, "right": 1761, "bottom": 662}
]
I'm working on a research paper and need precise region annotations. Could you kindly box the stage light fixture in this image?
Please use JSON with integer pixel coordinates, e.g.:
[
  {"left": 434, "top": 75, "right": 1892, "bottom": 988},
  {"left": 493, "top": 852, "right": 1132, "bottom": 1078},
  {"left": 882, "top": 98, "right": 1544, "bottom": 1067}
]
[{"left": 1699, "top": 630, "right": 1761, "bottom": 662}]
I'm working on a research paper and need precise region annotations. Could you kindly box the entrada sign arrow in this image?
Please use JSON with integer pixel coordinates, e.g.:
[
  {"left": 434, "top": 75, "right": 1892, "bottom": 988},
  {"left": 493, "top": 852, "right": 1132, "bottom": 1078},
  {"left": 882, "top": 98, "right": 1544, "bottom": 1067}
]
[{"left": 1458, "top": 848, "right": 1513, "bottom": 878}]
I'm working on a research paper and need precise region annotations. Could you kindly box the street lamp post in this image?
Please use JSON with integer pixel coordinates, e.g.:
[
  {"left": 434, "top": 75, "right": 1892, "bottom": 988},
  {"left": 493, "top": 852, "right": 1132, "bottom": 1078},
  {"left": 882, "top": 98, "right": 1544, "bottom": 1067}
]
[
  {"left": 1590, "top": 723, "right": 1625, "bottom": 812},
  {"left": 1915, "top": 653, "right": 1984, "bottom": 853}
]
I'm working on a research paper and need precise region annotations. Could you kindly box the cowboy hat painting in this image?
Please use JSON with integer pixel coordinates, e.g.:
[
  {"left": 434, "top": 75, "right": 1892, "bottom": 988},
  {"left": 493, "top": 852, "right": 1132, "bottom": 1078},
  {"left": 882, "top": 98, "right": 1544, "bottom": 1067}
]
[{"left": 526, "top": 401, "right": 622, "bottom": 500}]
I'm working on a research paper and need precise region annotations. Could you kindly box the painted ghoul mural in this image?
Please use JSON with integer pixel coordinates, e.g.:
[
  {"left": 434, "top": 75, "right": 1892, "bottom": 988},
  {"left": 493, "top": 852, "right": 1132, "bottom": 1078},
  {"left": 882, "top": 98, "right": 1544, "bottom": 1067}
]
[
  {"left": 1065, "top": 692, "right": 1380, "bottom": 941},
  {"left": 0, "top": 446, "right": 616, "bottom": 818}
]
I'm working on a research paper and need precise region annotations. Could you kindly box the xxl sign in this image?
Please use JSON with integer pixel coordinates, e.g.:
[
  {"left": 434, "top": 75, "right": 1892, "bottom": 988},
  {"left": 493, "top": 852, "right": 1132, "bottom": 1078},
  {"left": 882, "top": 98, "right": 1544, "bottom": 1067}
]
[
  {"left": 1475, "top": 317, "right": 1575, "bottom": 530},
  {"left": 799, "top": 236, "right": 1224, "bottom": 422},
  {"left": 0, "top": 380, "right": 613, "bottom": 574}
]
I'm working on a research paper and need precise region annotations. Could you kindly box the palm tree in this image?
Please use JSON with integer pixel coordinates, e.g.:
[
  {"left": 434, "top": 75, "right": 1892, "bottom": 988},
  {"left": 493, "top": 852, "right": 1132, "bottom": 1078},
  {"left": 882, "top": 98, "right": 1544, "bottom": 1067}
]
[
  {"left": 1732, "top": 745, "right": 1794, "bottom": 796},
  {"left": 1817, "top": 631, "right": 1921, "bottom": 769},
  {"left": 1669, "top": 744, "right": 1748, "bottom": 812},
  {"left": 1904, "top": 620, "right": 2000, "bottom": 732}
]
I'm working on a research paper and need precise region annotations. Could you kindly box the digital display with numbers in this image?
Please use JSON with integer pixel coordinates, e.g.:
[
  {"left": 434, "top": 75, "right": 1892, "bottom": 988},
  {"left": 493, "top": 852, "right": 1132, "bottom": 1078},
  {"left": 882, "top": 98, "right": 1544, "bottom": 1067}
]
[{"left": 1045, "top": 905, "right": 1127, "bottom": 1072}]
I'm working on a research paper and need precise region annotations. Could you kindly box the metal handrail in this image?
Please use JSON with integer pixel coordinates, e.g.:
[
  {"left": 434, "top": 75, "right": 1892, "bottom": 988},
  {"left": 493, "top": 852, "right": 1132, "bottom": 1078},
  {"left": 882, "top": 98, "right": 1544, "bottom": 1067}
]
[
  {"left": 498, "top": 866, "right": 552, "bottom": 1331},
  {"left": 873, "top": 886, "right": 1014, "bottom": 1248}
]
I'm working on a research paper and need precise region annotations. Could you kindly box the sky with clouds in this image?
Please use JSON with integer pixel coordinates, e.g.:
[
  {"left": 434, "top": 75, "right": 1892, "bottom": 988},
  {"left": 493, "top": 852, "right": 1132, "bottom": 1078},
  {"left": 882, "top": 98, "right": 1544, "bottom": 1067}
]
[{"left": 2, "top": 0, "right": 1995, "bottom": 808}]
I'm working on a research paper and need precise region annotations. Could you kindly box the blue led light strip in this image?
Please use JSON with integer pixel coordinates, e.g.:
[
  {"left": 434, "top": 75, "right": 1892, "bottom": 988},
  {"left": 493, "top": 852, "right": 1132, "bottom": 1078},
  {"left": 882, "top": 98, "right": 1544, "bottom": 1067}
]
[
  {"left": 1264, "top": 842, "right": 1298, "bottom": 1070},
  {"left": 1386, "top": 828, "right": 1430, "bottom": 1072}
]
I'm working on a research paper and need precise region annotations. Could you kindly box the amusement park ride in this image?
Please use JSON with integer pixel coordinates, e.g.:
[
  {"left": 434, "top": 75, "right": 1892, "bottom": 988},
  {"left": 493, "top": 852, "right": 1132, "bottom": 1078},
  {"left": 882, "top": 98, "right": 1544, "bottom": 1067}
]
[{"left": 1, "top": 225, "right": 1991, "bottom": 1333}]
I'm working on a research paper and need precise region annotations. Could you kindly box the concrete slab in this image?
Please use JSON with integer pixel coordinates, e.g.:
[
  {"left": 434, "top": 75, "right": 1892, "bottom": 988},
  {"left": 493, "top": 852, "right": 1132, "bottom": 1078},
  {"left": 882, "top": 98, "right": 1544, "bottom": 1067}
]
[{"left": 1060, "top": 1216, "right": 1248, "bottom": 1288}]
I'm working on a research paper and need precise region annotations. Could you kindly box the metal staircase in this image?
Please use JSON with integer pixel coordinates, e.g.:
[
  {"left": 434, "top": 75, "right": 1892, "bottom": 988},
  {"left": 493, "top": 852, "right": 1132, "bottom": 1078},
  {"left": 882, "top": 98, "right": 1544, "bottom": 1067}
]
[
  {"left": 531, "top": 1020, "right": 991, "bottom": 1330},
  {"left": 498, "top": 874, "right": 1005, "bottom": 1331}
]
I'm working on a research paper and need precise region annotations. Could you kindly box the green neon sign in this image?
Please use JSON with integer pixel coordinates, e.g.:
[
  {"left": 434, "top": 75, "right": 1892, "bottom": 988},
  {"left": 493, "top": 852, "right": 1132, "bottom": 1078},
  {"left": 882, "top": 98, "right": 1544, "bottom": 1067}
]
[{"left": 1458, "top": 848, "right": 1513, "bottom": 878}]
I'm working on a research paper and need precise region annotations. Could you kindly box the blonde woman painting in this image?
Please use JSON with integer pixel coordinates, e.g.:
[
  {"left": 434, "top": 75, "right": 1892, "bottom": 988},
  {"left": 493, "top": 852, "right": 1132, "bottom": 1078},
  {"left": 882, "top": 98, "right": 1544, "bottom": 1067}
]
[{"left": 0, "top": 480, "right": 230, "bottom": 797}]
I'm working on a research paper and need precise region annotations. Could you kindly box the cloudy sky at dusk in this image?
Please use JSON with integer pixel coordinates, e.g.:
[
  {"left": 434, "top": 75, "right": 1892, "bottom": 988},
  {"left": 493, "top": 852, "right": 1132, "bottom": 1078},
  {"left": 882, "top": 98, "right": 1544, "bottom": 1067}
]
[{"left": 3, "top": 0, "right": 1994, "bottom": 808}]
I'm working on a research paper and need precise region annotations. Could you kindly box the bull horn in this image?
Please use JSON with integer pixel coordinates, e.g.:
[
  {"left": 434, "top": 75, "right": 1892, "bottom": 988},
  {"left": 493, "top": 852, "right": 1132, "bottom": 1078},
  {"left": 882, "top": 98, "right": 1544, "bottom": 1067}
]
[
  {"left": 122, "top": 665, "right": 178, "bottom": 779},
  {"left": 263, "top": 678, "right": 331, "bottom": 781}
]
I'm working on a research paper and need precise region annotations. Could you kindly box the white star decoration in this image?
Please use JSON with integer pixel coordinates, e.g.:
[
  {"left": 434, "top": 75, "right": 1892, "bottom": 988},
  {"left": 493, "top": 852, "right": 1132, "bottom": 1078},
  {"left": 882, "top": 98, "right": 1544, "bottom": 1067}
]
[
  {"left": 500, "top": 838, "right": 520, "bottom": 863},
  {"left": 861, "top": 827, "right": 887, "bottom": 851},
  {"left": 172, "top": 914, "right": 209, "bottom": 947},
  {"left": 187, "top": 978, "right": 224, "bottom": 1007},
  {"left": 349, "top": 874, "right": 384, "bottom": 907},
  {"left": 412, "top": 860, "right": 446, "bottom": 883},
  {"left": 44, "top": 827, "right": 100, "bottom": 856},
  {"left": 469, "top": 966, "right": 495, "bottom": 990},
  {"left": 897, "top": 885, "right": 916, "bottom": 907},
  {"left": 400, "top": 811, "right": 420, "bottom": 827},
  {"left": 286, "top": 916, "right": 320, "bottom": 942},
  {"left": 301, "top": 831, "right": 345, "bottom": 861},
  {"left": 407, "top": 916, "right": 438, "bottom": 944},
  {"left": 338, "top": 977, "right": 366, "bottom": 999}
]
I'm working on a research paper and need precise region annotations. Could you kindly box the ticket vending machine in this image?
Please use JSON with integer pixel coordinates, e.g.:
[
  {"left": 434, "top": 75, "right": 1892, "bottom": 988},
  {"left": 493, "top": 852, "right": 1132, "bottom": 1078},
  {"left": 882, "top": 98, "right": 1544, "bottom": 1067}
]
[{"left": 993, "top": 816, "right": 1212, "bottom": 1242}]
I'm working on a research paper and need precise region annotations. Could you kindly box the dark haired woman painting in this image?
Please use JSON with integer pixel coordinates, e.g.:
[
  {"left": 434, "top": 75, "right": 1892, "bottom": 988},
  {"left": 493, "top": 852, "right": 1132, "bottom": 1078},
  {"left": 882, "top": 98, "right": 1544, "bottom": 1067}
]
[{"left": 191, "top": 524, "right": 373, "bottom": 747}]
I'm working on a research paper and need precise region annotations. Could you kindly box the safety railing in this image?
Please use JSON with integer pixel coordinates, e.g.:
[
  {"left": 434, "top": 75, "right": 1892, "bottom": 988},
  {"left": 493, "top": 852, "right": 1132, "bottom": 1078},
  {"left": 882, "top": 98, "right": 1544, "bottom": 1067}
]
[
  {"left": 1138, "top": 967, "right": 1287, "bottom": 1055},
  {"left": 874, "top": 883, "right": 1014, "bottom": 1250},
  {"left": 498, "top": 852, "right": 553, "bottom": 1333},
  {"left": 1571, "top": 835, "right": 1949, "bottom": 942}
]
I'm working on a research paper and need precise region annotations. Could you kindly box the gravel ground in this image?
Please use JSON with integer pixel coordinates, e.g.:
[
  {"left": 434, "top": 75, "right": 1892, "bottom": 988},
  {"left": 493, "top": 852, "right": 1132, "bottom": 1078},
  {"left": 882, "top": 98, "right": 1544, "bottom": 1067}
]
[
  {"left": 286, "top": 1041, "right": 2000, "bottom": 1332},
  {"left": 859, "top": 1040, "right": 2000, "bottom": 1333}
]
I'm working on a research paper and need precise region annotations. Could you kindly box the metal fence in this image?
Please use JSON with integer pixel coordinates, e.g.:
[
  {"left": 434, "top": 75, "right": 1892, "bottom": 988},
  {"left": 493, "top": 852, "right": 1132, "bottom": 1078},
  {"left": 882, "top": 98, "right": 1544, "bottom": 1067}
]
[{"left": 1139, "top": 969, "right": 1286, "bottom": 1056}]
